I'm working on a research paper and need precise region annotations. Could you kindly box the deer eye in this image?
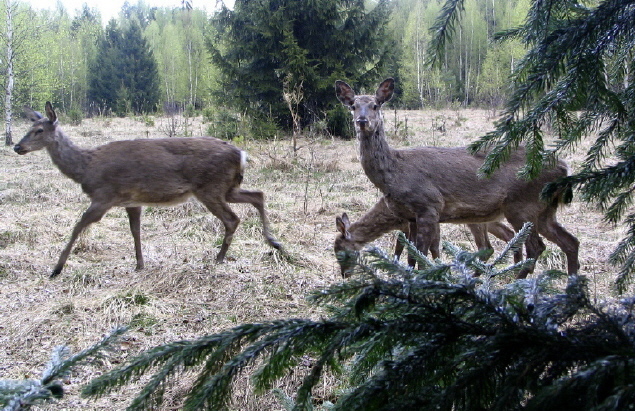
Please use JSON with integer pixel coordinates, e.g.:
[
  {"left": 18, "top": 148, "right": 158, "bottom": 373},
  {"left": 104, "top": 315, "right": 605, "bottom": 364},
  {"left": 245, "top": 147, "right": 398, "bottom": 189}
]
[
  {"left": 35, "top": 128, "right": 43, "bottom": 134},
  {"left": 373, "top": 104, "right": 379, "bottom": 110}
]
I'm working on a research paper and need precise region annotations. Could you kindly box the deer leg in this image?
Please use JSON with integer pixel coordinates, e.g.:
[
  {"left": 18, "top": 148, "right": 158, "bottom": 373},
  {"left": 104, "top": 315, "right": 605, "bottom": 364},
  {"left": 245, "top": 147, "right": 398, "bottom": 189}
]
[
  {"left": 465, "top": 223, "right": 493, "bottom": 277},
  {"left": 226, "top": 188, "right": 281, "bottom": 250},
  {"left": 430, "top": 223, "right": 441, "bottom": 260},
  {"left": 486, "top": 222, "right": 523, "bottom": 263},
  {"left": 51, "top": 202, "right": 110, "bottom": 278},
  {"left": 405, "top": 220, "right": 439, "bottom": 267},
  {"left": 467, "top": 223, "right": 493, "bottom": 259},
  {"left": 414, "top": 211, "right": 439, "bottom": 269},
  {"left": 125, "top": 207, "right": 144, "bottom": 270},
  {"left": 536, "top": 214, "right": 580, "bottom": 275},
  {"left": 521, "top": 233, "right": 546, "bottom": 279},
  {"left": 197, "top": 198, "right": 240, "bottom": 263},
  {"left": 406, "top": 221, "right": 417, "bottom": 267}
]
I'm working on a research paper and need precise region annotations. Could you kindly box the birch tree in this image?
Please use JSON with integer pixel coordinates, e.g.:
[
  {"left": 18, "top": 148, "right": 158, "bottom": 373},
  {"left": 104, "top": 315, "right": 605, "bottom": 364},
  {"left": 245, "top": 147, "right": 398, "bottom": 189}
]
[{"left": 2, "top": 0, "right": 17, "bottom": 145}]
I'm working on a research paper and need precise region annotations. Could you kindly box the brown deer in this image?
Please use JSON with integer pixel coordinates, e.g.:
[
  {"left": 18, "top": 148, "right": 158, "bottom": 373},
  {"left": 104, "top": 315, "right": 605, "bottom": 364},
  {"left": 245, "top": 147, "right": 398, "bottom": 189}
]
[
  {"left": 334, "top": 196, "right": 521, "bottom": 277},
  {"left": 14, "top": 102, "right": 281, "bottom": 277},
  {"left": 335, "top": 78, "right": 579, "bottom": 278}
]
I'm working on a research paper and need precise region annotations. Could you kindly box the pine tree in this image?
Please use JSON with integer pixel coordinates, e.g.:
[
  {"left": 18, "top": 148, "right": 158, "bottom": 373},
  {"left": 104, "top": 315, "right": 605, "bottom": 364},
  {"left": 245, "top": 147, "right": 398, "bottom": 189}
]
[
  {"left": 87, "top": 19, "right": 159, "bottom": 115},
  {"left": 430, "top": 0, "right": 635, "bottom": 292},
  {"left": 119, "top": 20, "right": 160, "bottom": 114},
  {"left": 208, "top": 0, "right": 394, "bottom": 135},
  {"left": 87, "top": 20, "right": 122, "bottom": 114}
]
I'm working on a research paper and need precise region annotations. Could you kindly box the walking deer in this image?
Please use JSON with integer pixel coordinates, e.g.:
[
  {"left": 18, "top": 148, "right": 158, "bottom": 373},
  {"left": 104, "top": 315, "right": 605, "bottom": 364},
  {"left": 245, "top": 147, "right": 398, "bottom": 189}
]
[
  {"left": 14, "top": 102, "right": 281, "bottom": 277},
  {"left": 334, "top": 196, "right": 521, "bottom": 277},
  {"left": 335, "top": 78, "right": 579, "bottom": 278}
]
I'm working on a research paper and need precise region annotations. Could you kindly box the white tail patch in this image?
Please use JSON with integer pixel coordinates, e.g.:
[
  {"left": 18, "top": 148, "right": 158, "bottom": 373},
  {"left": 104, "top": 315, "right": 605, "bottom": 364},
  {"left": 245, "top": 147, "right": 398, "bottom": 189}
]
[{"left": 240, "top": 150, "right": 248, "bottom": 173}]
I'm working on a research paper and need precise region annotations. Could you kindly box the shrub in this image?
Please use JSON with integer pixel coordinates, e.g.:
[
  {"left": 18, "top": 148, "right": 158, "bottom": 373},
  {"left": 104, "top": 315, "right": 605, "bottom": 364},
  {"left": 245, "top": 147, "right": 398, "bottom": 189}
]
[
  {"left": 326, "top": 105, "right": 354, "bottom": 139},
  {"left": 67, "top": 109, "right": 83, "bottom": 126},
  {"left": 204, "top": 107, "right": 240, "bottom": 140}
]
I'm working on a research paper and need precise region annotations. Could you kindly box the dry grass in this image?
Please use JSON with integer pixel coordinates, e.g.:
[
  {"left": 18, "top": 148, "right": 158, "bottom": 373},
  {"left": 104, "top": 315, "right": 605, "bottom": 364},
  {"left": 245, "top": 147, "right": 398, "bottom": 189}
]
[{"left": 0, "top": 109, "right": 623, "bottom": 410}]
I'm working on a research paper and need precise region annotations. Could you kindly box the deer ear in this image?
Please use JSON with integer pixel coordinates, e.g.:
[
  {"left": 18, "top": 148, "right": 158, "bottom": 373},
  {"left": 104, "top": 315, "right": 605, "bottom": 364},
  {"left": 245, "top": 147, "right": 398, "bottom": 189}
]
[
  {"left": 45, "top": 102, "right": 57, "bottom": 124},
  {"left": 335, "top": 80, "right": 355, "bottom": 107},
  {"left": 24, "top": 106, "right": 43, "bottom": 122},
  {"left": 336, "top": 214, "right": 351, "bottom": 238},
  {"left": 375, "top": 78, "right": 395, "bottom": 105}
]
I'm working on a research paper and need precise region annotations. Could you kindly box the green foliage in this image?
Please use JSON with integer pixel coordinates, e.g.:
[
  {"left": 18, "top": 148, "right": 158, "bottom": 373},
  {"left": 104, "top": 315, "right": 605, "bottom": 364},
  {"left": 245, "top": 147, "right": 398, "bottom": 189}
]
[
  {"left": 82, "top": 226, "right": 635, "bottom": 410},
  {"left": 0, "top": 0, "right": 551, "bottom": 118},
  {"left": 204, "top": 107, "right": 241, "bottom": 140},
  {"left": 144, "top": 8, "right": 214, "bottom": 110},
  {"left": 0, "top": 327, "right": 125, "bottom": 410},
  {"left": 88, "top": 19, "right": 160, "bottom": 115},
  {"left": 248, "top": 116, "right": 280, "bottom": 140},
  {"left": 430, "top": 0, "right": 635, "bottom": 291},
  {"left": 66, "top": 109, "right": 83, "bottom": 125},
  {"left": 326, "top": 105, "right": 354, "bottom": 139},
  {"left": 208, "top": 0, "right": 395, "bottom": 136},
  {"left": 392, "top": 0, "right": 531, "bottom": 107}
]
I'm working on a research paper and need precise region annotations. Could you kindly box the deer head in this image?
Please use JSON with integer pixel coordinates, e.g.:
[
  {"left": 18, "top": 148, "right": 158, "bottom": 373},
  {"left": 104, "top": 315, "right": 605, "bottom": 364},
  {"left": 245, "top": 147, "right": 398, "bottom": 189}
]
[
  {"left": 15, "top": 102, "right": 58, "bottom": 155},
  {"left": 335, "top": 78, "right": 394, "bottom": 134}
]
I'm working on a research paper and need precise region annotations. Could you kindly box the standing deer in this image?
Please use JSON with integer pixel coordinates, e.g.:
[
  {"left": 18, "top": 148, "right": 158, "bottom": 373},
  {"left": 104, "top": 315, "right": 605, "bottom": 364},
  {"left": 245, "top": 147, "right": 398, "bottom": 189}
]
[
  {"left": 335, "top": 78, "right": 579, "bottom": 278},
  {"left": 14, "top": 102, "right": 281, "bottom": 277},
  {"left": 334, "top": 196, "right": 521, "bottom": 277}
]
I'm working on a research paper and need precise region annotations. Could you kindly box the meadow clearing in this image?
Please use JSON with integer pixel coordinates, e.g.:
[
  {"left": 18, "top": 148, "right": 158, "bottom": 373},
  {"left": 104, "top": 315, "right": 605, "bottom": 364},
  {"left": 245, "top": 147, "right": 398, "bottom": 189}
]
[{"left": 0, "top": 108, "right": 623, "bottom": 409}]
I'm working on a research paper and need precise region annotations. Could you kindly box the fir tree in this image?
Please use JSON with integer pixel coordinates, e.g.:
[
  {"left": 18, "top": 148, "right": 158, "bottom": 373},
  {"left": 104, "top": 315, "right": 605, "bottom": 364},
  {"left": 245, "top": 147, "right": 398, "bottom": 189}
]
[
  {"left": 208, "top": 0, "right": 394, "bottom": 135},
  {"left": 118, "top": 20, "right": 160, "bottom": 114},
  {"left": 429, "top": 0, "right": 635, "bottom": 292},
  {"left": 88, "top": 19, "right": 160, "bottom": 115},
  {"left": 0, "top": 327, "right": 125, "bottom": 410},
  {"left": 80, "top": 227, "right": 635, "bottom": 410},
  {"left": 87, "top": 20, "right": 121, "bottom": 114}
]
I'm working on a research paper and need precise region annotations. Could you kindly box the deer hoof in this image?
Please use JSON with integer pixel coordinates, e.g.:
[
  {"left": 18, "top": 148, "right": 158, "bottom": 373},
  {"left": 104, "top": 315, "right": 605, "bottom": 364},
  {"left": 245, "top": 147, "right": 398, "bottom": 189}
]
[{"left": 269, "top": 240, "right": 283, "bottom": 250}]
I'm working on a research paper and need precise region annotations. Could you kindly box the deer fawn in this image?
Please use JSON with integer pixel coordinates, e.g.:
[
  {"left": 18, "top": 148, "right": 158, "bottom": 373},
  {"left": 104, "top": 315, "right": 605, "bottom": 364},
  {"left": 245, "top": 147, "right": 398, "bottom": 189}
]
[
  {"left": 335, "top": 78, "right": 579, "bottom": 278},
  {"left": 14, "top": 102, "right": 281, "bottom": 277},
  {"left": 334, "top": 197, "right": 521, "bottom": 277}
]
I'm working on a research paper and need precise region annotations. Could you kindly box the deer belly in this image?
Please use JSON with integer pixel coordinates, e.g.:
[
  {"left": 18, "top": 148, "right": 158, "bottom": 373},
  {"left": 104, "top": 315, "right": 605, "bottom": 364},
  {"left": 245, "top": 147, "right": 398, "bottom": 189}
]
[
  {"left": 439, "top": 202, "right": 504, "bottom": 223},
  {"left": 119, "top": 191, "right": 194, "bottom": 207}
]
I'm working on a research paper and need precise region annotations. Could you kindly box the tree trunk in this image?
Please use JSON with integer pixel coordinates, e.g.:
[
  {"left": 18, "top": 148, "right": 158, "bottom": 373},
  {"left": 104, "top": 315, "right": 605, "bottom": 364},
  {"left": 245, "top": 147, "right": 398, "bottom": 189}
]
[{"left": 4, "top": 0, "right": 15, "bottom": 146}]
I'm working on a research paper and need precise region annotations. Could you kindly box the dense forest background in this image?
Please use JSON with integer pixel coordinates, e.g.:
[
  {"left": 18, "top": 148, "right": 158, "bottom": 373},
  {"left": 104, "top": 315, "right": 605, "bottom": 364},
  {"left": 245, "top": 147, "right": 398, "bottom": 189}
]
[{"left": 0, "top": 0, "right": 529, "bottom": 137}]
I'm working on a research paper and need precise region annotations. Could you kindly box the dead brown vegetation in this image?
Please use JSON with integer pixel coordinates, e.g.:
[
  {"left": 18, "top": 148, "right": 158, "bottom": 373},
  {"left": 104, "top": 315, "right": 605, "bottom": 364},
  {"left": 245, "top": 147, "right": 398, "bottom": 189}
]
[{"left": 0, "top": 109, "right": 622, "bottom": 410}]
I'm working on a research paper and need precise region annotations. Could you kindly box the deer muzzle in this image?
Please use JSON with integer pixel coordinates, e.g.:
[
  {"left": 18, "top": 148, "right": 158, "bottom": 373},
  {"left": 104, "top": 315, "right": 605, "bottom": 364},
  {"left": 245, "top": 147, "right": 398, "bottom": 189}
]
[
  {"left": 356, "top": 118, "right": 369, "bottom": 130},
  {"left": 13, "top": 144, "right": 28, "bottom": 155}
]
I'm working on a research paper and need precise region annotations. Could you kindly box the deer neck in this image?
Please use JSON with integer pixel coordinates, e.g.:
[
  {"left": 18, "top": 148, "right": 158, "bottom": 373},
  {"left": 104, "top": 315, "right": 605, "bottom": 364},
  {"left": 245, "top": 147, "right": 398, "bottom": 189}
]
[
  {"left": 349, "top": 200, "right": 405, "bottom": 247},
  {"left": 46, "top": 131, "right": 90, "bottom": 184},
  {"left": 357, "top": 124, "right": 396, "bottom": 192}
]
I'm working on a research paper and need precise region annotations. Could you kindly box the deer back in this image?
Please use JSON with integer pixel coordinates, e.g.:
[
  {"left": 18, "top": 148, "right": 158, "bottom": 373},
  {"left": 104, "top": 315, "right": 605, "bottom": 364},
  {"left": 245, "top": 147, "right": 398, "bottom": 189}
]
[
  {"left": 382, "top": 146, "right": 568, "bottom": 224},
  {"left": 15, "top": 103, "right": 245, "bottom": 208},
  {"left": 81, "top": 138, "right": 244, "bottom": 206}
]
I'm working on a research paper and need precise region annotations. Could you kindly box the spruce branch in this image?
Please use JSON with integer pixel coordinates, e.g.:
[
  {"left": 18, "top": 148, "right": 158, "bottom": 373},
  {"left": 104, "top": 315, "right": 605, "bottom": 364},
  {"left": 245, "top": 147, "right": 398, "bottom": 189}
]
[
  {"left": 433, "top": 0, "right": 635, "bottom": 290},
  {"left": 80, "top": 234, "right": 635, "bottom": 410},
  {"left": 0, "top": 327, "right": 126, "bottom": 411}
]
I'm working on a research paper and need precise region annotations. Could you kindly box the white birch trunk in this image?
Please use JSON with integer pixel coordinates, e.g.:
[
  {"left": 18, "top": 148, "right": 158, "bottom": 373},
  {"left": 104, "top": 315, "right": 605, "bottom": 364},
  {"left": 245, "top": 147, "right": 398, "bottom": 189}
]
[{"left": 4, "top": 0, "right": 14, "bottom": 146}]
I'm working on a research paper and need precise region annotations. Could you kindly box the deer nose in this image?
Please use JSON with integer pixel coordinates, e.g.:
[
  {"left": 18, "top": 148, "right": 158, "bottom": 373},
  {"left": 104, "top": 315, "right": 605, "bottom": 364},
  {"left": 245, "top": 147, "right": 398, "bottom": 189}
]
[
  {"left": 356, "top": 118, "right": 369, "bottom": 127},
  {"left": 14, "top": 144, "right": 26, "bottom": 155}
]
